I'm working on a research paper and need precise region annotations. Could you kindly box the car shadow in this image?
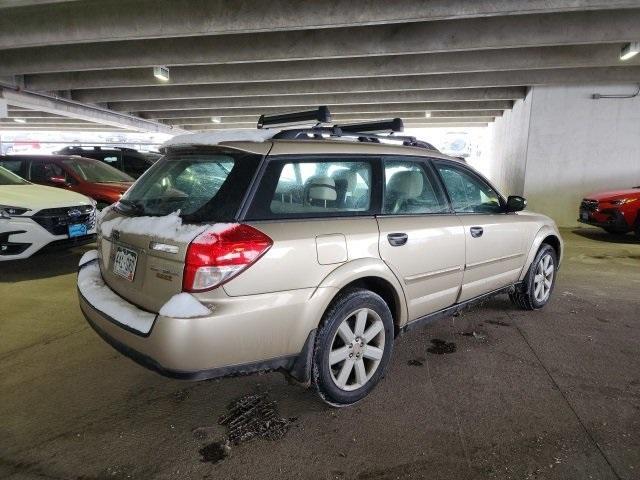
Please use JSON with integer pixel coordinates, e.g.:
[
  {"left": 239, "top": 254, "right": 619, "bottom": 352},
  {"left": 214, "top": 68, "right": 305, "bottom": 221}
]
[
  {"left": 0, "top": 244, "right": 95, "bottom": 282},
  {"left": 571, "top": 228, "right": 639, "bottom": 245}
]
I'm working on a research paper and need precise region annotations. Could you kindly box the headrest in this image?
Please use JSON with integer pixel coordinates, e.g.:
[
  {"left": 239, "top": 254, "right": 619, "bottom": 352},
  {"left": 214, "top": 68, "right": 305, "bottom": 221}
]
[
  {"left": 307, "top": 176, "right": 337, "bottom": 201},
  {"left": 332, "top": 169, "right": 358, "bottom": 192},
  {"left": 387, "top": 170, "right": 423, "bottom": 197}
]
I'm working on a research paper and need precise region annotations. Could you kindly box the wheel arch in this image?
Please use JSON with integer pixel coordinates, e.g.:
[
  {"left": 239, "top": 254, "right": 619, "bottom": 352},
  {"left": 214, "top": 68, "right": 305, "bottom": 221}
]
[
  {"left": 314, "top": 258, "right": 409, "bottom": 330},
  {"left": 519, "top": 226, "right": 563, "bottom": 281}
]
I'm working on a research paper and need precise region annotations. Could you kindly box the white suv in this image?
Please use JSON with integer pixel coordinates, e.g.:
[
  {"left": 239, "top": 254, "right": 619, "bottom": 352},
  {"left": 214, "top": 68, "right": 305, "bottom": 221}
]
[{"left": 0, "top": 166, "right": 96, "bottom": 260}]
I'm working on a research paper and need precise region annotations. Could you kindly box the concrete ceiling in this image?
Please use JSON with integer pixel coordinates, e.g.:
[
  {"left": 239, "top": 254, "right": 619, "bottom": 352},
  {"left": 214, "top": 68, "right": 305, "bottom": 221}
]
[{"left": 1, "top": 0, "right": 639, "bottom": 132}]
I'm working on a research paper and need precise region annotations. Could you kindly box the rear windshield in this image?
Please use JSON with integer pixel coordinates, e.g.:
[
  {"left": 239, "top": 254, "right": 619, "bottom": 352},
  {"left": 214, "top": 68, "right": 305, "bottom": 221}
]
[
  {"left": 62, "top": 157, "right": 134, "bottom": 183},
  {"left": 117, "top": 149, "right": 261, "bottom": 222}
]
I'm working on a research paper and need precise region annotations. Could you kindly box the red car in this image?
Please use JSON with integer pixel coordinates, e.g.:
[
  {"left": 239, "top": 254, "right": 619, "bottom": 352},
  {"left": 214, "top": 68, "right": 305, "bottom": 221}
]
[
  {"left": 579, "top": 187, "right": 640, "bottom": 239},
  {"left": 0, "top": 155, "right": 134, "bottom": 209}
]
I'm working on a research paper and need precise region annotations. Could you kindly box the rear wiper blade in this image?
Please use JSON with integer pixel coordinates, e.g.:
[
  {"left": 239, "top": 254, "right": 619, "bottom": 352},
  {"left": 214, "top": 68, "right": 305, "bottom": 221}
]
[{"left": 116, "top": 199, "right": 143, "bottom": 213}]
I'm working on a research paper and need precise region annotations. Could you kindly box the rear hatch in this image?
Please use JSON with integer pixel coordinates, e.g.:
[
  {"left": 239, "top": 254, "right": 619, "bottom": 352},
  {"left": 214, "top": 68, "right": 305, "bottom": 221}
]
[{"left": 98, "top": 145, "right": 266, "bottom": 313}]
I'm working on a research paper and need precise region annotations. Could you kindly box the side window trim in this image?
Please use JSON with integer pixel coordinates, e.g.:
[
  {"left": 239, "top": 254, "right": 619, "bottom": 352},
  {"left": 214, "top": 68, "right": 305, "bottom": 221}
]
[
  {"left": 433, "top": 159, "right": 506, "bottom": 215},
  {"left": 379, "top": 156, "right": 453, "bottom": 217}
]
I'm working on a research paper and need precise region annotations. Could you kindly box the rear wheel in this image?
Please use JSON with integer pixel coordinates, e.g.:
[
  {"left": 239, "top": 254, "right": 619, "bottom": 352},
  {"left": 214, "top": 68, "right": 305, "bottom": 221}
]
[
  {"left": 510, "top": 244, "right": 558, "bottom": 310},
  {"left": 312, "top": 289, "right": 394, "bottom": 406}
]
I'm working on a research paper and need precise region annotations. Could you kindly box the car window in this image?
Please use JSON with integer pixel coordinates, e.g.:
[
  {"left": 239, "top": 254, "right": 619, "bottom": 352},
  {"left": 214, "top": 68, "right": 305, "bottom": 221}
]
[
  {"left": 119, "top": 150, "right": 260, "bottom": 221},
  {"left": 435, "top": 162, "right": 503, "bottom": 214},
  {"left": 0, "top": 159, "right": 23, "bottom": 175},
  {"left": 383, "top": 159, "right": 448, "bottom": 214},
  {"left": 62, "top": 157, "right": 133, "bottom": 183},
  {"left": 30, "top": 162, "right": 67, "bottom": 183},
  {"left": 246, "top": 158, "right": 373, "bottom": 219},
  {"left": 122, "top": 156, "right": 150, "bottom": 178}
]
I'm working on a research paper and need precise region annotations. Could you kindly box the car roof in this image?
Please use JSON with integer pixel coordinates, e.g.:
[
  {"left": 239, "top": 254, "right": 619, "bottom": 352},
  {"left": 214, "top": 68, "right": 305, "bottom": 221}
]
[{"left": 0, "top": 154, "right": 103, "bottom": 163}]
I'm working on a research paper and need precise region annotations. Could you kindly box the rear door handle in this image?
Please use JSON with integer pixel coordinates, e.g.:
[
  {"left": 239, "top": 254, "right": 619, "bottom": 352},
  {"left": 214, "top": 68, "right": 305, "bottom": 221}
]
[
  {"left": 470, "top": 226, "right": 484, "bottom": 238},
  {"left": 387, "top": 232, "right": 408, "bottom": 246}
]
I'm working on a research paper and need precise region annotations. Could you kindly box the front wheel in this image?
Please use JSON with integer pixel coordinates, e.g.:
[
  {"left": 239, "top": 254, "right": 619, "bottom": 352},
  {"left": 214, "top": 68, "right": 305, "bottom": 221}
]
[
  {"left": 510, "top": 244, "right": 558, "bottom": 310},
  {"left": 312, "top": 289, "right": 394, "bottom": 406}
]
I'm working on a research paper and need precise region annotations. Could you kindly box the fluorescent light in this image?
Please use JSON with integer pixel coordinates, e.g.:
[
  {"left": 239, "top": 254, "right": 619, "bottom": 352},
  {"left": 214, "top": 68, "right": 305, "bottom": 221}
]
[
  {"left": 211, "top": 116, "right": 221, "bottom": 123},
  {"left": 13, "top": 118, "right": 26, "bottom": 123},
  {"left": 620, "top": 42, "right": 640, "bottom": 61},
  {"left": 153, "top": 66, "right": 170, "bottom": 82},
  {"left": 424, "top": 111, "right": 431, "bottom": 118}
]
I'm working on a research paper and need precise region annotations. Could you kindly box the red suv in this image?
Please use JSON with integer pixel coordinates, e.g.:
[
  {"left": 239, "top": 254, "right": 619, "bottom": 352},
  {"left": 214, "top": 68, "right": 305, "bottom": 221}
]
[
  {"left": 579, "top": 187, "right": 640, "bottom": 239},
  {"left": 0, "top": 155, "right": 134, "bottom": 209}
]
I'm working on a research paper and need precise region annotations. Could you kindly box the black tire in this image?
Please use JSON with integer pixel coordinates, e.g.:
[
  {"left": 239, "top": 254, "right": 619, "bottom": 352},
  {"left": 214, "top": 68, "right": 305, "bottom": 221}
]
[
  {"left": 635, "top": 222, "right": 640, "bottom": 241},
  {"left": 312, "top": 288, "right": 394, "bottom": 407},
  {"left": 510, "top": 244, "right": 558, "bottom": 311}
]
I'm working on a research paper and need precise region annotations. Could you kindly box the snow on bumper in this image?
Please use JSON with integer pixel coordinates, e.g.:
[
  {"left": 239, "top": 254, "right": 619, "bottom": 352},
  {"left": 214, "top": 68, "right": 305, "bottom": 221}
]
[{"left": 78, "top": 260, "right": 156, "bottom": 334}]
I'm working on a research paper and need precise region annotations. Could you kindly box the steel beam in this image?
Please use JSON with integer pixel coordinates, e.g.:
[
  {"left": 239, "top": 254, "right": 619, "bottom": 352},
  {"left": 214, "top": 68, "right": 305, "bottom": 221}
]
[
  {"left": 2, "top": 10, "right": 640, "bottom": 75},
  {"left": 2, "top": 0, "right": 636, "bottom": 49}
]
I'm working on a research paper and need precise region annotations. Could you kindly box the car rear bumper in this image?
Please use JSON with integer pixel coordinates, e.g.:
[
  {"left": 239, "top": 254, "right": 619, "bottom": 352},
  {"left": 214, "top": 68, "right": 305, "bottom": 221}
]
[{"left": 78, "top": 259, "right": 331, "bottom": 380}]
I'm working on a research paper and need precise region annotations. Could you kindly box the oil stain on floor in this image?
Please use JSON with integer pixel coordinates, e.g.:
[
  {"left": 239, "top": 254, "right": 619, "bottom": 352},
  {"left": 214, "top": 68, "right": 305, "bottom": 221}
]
[{"left": 427, "top": 339, "right": 457, "bottom": 355}]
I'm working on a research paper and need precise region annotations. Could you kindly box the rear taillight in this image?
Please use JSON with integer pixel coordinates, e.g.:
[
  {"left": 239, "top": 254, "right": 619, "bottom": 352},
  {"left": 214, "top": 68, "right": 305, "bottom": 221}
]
[{"left": 183, "top": 224, "right": 273, "bottom": 292}]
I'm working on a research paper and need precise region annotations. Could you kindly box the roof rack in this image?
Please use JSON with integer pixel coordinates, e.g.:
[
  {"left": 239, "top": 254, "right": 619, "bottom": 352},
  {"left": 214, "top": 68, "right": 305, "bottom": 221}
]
[{"left": 261, "top": 106, "right": 438, "bottom": 151}]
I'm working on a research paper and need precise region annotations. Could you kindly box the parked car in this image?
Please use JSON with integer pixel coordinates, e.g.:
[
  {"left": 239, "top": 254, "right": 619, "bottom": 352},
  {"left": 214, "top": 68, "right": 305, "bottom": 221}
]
[
  {"left": 0, "top": 155, "right": 134, "bottom": 209},
  {"left": 0, "top": 165, "right": 96, "bottom": 260},
  {"left": 579, "top": 187, "right": 640, "bottom": 239},
  {"left": 55, "top": 146, "right": 160, "bottom": 178},
  {"left": 78, "top": 111, "right": 562, "bottom": 406}
]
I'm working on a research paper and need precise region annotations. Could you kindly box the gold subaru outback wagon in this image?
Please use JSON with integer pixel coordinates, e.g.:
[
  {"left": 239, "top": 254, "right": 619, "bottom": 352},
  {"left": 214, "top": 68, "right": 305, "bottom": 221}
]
[{"left": 78, "top": 109, "right": 562, "bottom": 406}]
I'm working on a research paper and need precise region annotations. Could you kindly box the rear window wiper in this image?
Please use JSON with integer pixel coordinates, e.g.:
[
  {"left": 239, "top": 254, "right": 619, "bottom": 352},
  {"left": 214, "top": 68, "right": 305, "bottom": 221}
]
[{"left": 116, "top": 199, "right": 144, "bottom": 214}]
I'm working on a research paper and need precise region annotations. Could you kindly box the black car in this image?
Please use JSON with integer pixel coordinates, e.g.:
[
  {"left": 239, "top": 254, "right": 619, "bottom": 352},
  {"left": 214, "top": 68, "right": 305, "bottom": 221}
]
[{"left": 54, "top": 146, "right": 160, "bottom": 179}]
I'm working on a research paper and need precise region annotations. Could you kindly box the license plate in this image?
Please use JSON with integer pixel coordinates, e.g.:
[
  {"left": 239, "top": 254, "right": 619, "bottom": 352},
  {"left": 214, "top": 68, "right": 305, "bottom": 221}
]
[
  {"left": 68, "top": 223, "right": 87, "bottom": 238},
  {"left": 580, "top": 212, "right": 589, "bottom": 221},
  {"left": 113, "top": 246, "right": 138, "bottom": 282}
]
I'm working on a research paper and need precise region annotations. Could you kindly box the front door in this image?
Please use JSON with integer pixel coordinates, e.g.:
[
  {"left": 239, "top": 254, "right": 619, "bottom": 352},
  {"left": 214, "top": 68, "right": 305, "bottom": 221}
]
[
  {"left": 434, "top": 160, "right": 528, "bottom": 302},
  {"left": 376, "top": 157, "right": 465, "bottom": 321}
]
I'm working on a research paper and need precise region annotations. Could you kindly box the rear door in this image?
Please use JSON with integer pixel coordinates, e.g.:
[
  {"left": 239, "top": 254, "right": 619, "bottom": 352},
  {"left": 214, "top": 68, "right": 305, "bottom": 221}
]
[
  {"left": 376, "top": 157, "right": 465, "bottom": 321},
  {"left": 433, "top": 160, "right": 528, "bottom": 301},
  {"left": 237, "top": 155, "right": 380, "bottom": 296}
]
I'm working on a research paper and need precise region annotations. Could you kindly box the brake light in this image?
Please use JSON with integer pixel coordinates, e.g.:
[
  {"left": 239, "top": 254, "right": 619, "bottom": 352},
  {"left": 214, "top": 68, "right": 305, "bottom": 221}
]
[{"left": 183, "top": 224, "right": 273, "bottom": 292}]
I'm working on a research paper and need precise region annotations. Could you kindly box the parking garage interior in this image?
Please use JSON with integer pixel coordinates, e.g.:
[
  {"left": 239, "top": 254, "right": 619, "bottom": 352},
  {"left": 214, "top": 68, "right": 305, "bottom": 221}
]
[{"left": 1, "top": 1, "right": 639, "bottom": 479}]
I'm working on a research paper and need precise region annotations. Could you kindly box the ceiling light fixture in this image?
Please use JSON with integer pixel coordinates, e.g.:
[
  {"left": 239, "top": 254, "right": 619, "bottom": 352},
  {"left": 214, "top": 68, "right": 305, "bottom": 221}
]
[
  {"left": 620, "top": 42, "right": 640, "bottom": 61},
  {"left": 424, "top": 111, "right": 431, "bottom": 118},
  {"left": 153, "top": 66, "right": 170, "bottom": 82},
  {"left": 13, "top": 118, "right": 26, "bottom": 123},
  {"left": 211, "top": 116, "right": 222, "bottom": 123}
]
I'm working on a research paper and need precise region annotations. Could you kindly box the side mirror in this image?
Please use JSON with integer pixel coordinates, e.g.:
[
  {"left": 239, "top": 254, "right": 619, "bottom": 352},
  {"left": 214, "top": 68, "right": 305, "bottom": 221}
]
[
  {"left": 506, "top": 195, "right": 527, "bottom": 212},
  {"left": 49, "top": 176, "right": 67, "bottom": 186}
]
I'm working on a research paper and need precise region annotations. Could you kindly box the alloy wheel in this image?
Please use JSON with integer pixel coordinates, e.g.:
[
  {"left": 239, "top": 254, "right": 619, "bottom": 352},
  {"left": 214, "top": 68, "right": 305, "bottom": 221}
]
[
  {"left": 328, "top": 308, "right": 386, "bottom": 391},
  {"left": 533, "top": 253, "right": 554, "bottom": 303}
]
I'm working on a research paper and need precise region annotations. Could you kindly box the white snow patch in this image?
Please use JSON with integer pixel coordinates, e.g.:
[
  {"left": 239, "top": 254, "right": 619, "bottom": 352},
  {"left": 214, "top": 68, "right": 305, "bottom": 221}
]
[
  {"left": 159, "top": 293, "right": 211, "bottom": 318},
  {"left": 78, "top": 262, "right": 156, "bottom": 334},
  {"left": 97, "top": 204, "right": 112, "bottom": 222},
  {"left": 164, "top": 128, "right": 279, "bottom": 148},
  {"left": 100, "top": 211, "right": 207, "bottom": 242},
  {"left": 78, "top": 249, "right": 99, "bottom": 267}
]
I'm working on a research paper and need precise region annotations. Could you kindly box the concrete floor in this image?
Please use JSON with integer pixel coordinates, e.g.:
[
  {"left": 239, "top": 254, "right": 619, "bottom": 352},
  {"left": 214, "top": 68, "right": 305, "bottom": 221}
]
[{"left": 1, "top": 228, "right": 638, "bottom": 480}]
